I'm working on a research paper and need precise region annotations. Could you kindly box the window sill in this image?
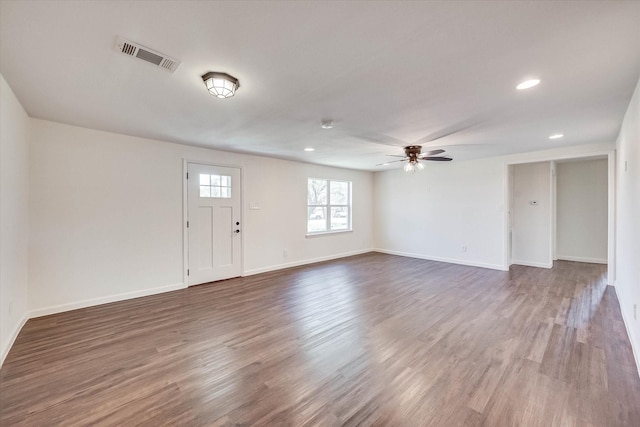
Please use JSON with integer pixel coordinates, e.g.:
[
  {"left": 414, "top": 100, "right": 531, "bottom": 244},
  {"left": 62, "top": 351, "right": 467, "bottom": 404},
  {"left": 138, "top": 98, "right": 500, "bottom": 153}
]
[{"left": 305, "top": 229, "right": 353, "bottom": 238}]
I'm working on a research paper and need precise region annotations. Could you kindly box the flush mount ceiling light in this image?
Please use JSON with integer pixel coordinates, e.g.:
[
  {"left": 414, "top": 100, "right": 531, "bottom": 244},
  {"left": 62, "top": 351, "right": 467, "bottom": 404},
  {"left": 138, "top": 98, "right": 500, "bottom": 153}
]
[
  {"left": 202, "top": 72, "right": 240, "bottom": 98},
  {"left": 549, "top": 133, "right": 564, "bottom": 140},
  {"left": 321, "top": 120, "right": 334, "bottom": 129},
  {"left": 304, "top": 147, "right": 315, "bottom": 152},
  {"left": 516, "top": 79, "right": 541, "bottom": 90}
]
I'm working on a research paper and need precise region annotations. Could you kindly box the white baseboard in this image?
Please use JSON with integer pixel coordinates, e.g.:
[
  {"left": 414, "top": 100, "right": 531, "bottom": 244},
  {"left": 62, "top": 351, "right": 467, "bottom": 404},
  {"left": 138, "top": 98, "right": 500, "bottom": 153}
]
[
  {"left": 374, "top": 248, "right": 507, "bottom": 271},
  {"left": 29, "top": 282, "right": 186, "bottom": 318},
  {"left": 243, "top": 249, "right": 374, "bottom": 276},
  {"left": 1, "top": 314, "right": 28, "bottom": 368},
  {"left": 614, "top": 285, "right": 640, "bottom": 380},
  {"left": 556, "top": 255, "right": 607, "bottom": 264},
  {"left": 510, "top": 259, "right": 553, "bottom": 269}
]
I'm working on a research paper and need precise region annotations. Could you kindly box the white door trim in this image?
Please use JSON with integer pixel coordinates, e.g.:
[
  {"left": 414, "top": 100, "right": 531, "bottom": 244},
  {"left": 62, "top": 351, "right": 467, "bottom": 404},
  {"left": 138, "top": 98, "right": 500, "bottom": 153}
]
[{"left": 182, "top": 159, "right": 244, "bottom": 286}]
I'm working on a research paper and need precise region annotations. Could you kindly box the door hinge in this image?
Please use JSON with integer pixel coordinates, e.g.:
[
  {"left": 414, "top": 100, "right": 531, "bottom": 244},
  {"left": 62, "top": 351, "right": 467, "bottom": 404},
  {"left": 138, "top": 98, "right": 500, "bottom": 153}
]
[
  {"left": 187, "top": 269, "right": 189, "bottom": 276},
  {"left": 186, "top": 172, "right": 189, "bottom": 179},
  {"left": 187, "top": 221, "right": 189, "bottom": 228}
]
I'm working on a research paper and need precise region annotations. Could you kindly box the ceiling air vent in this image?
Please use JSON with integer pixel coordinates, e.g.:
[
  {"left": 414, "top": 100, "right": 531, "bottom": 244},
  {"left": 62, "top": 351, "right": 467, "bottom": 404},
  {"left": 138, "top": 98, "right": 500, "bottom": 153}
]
[{"left": 114, "top": 37, "right": 181, "bottom": 73}]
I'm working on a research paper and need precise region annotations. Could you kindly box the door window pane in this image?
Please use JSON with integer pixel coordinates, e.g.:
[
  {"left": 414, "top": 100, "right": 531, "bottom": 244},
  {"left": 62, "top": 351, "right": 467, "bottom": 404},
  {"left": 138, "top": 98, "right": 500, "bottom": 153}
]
[
  {"left": 199, "top": 174, "right": 232, "bottom": 198},
  {"left": 200, "top": 186, "right": 211, "bottom": 197}
]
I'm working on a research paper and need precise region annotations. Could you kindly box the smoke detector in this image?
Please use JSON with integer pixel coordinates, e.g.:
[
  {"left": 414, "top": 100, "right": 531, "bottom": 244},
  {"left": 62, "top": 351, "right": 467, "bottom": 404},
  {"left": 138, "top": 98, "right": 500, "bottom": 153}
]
[
  {"left": 321, "top": 120, "right": 334, "bottom": 129},
  {"left": 114, "top": 37, "right": 181, "bottom": 73}
]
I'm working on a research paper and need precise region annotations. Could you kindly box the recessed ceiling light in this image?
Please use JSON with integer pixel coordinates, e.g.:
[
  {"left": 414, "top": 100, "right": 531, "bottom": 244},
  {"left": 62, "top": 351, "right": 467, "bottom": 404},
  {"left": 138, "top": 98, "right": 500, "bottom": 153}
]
[
  {"left": 321, "top": 120, "right": 334, "bottom": 129},
  {"left": 516, "top": 79, "right": 541, "bottom": 90},
  {"left": 549, "top": 133, "right": 564, "bottom": 140},
  {"left": 304, "top": 147, "right": 315, "bottom": 152}
]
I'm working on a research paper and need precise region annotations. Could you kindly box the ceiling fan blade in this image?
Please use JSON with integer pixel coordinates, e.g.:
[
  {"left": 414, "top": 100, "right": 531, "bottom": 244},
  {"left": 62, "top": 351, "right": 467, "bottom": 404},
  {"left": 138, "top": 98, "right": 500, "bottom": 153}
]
[
  {"left": 422, "top": 156, "right": 453, "bottom": 161},
  {"left": 376, "top": 159, "right": 407, "bottom": 166},
  {"left": 415, "top": 129, "right": 465, "bottom": 145},
  {"left": 386, "top": 154, "right": 408, "bottom": 158},
  {"left": 343, "top": 125, "right": 409, "bottom": 147},
  {"left": 422, "top": 143, "right": 493, "bottom": 148},
  {"left": 421, "top": 148, "right": 445, "bottom": 156},
  {"left": 413, "top": 116, "right": 487, "bottom": 146}
]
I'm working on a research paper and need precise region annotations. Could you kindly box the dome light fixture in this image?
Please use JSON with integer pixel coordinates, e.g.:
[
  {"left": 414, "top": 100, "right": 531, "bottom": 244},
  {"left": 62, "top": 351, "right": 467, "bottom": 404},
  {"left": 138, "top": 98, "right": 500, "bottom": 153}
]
[
  {"left": 304, "top": 147, "right": 315, "bottom": 152},
  {"left": 549, "top": 133, "right": 564, "bottom": 140},
  {"left": 202, "top": 72, "right": 240, "bottom": 98}
]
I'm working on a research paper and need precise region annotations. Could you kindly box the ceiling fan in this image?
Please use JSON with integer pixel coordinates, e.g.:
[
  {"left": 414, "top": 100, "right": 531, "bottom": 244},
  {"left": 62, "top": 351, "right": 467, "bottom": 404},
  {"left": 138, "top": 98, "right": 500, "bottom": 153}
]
[{"left": 376, "top": 145, "right": 452, "bottom": 172}]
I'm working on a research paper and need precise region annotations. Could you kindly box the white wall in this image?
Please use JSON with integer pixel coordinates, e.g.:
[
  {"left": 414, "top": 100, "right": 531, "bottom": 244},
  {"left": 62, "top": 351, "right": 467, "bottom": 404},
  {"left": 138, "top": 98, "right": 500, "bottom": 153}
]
[
  {"left": 511, "top": 162, "right": 552, "bottom": 268},
  {"left": 372, "top": 144, "right": 614, "bottom": 272},
  {"left": 28, "top": 119, "right": 374, "bottom": 316},
  {"left": 615, "top": 76, "right": 640, "bottom": 373},
  {"left": 373, "top": 158, "right": 506, "bottom": 270},
  {"left": 0, "top": 74, "right": 30, "bottom": 364},
  {"left": 556, "top": 159, "right": 608, "bottom": 263}
]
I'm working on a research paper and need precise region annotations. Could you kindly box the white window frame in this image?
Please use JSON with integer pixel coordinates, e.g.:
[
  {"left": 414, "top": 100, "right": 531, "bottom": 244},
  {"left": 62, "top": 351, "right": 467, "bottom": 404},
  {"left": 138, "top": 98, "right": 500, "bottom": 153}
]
[{"left": 306, "top": 178, "right": 352, "bottom": 236}]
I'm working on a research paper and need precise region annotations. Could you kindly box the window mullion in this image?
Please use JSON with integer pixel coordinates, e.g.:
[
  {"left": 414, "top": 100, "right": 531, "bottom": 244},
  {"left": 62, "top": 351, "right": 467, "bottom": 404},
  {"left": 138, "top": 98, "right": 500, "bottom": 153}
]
[{"left": 326, "top": 179, "right": 331, "bottom": 231}]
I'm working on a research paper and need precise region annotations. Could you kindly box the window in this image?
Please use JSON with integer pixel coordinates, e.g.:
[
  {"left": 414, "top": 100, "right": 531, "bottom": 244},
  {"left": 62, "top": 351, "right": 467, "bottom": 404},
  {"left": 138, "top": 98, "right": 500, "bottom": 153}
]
[
  {"left": 200, "top": 174, "right": 231, "bottom": 198},
  {"left": 307, "top": 178, "right": 351, "bottom": 234}
]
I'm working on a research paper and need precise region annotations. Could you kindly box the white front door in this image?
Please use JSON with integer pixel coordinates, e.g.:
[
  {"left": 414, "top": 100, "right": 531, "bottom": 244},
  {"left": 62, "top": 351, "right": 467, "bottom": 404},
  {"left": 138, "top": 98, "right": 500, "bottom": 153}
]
[{"left": 187, "top": 163, "right": 242, "bottom": 285}]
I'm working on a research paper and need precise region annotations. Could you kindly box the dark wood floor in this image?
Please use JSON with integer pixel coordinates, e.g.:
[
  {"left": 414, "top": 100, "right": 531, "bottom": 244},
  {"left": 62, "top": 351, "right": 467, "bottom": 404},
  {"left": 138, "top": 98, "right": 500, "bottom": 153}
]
[{"left": 1, "top": 253, "right": 639, "bottom": 426}]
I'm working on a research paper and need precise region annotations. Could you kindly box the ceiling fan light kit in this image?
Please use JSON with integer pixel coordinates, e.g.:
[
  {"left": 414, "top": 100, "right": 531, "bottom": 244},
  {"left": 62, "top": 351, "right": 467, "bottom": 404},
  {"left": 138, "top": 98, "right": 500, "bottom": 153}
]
[
  {"left": 378, "top": 145, "right": 452, "bottom": 171},
  {"left": 202, "top": 72, "right": 240, "bottom": 98}
]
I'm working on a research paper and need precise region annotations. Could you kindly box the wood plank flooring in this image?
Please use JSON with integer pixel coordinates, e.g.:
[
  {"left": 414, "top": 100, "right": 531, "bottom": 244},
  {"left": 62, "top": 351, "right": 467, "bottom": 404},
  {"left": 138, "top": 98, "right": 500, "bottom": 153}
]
[{"left": 1, "top": 253, "right": 639, "bottom": 426}]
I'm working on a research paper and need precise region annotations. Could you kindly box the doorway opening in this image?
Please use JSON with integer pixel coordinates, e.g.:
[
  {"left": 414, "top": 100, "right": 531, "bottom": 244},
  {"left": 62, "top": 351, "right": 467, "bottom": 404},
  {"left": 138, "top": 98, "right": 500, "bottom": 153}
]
[{"left": 505, "top": 151, "right": 615, "bottom": 283}]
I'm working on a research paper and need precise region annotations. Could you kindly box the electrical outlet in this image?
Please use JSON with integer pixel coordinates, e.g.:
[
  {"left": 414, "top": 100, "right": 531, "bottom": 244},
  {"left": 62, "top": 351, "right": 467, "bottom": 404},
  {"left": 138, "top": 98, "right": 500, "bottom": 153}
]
[
  {"left": 461, "top": 245, "right": 467, "bottom": 253},
  {"left": 283, "top": 249, "right": 288, "bottom": 258}
]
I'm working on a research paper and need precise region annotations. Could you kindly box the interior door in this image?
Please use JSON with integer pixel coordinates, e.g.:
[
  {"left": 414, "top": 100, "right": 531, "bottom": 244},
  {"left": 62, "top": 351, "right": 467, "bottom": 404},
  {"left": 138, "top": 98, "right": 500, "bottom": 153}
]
[{"left": 187, "top": 163, "right": 241, "bottom": 285}]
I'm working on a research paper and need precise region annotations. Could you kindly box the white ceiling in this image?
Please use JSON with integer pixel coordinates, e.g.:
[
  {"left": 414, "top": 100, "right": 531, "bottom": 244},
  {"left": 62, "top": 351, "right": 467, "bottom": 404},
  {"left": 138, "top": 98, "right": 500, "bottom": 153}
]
[{"left": 1, "top": 1, "right": 639, "bottom": 171}]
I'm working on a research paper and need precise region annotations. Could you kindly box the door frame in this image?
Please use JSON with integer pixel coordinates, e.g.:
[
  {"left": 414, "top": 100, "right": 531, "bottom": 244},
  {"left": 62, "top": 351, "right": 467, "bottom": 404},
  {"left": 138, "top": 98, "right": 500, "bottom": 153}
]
[
  {"left": 502, "top": 148, "right": 615, "bottom": 283},
  {"left": 182, "top": 159, "right": 244, "bottom": 286}
]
